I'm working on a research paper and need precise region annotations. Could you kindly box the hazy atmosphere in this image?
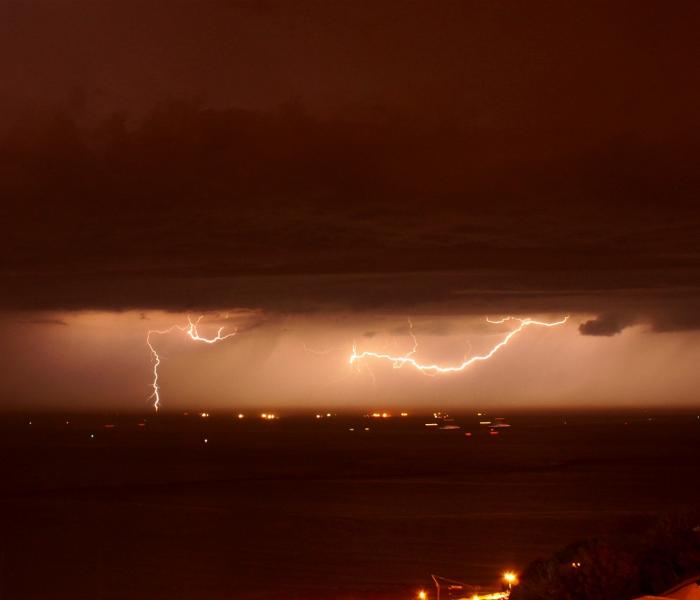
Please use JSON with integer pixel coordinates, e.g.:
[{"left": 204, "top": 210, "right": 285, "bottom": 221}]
[
  {"left": 1, "top": 1, "right": 698, "bottom": 413},
  {"left": 1, "top": 4, "right": 699, "bottom": 599},
  {"left": 3, "top": 309, "right": 700, "bottom": 411}
]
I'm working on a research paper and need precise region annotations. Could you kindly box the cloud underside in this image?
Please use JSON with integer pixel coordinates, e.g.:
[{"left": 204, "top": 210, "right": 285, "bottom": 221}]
[
  {"left": 5, "top": 270, "right": 700, "bottom": 335},
  {"left": 1, "top": 102, "right": 698, "bottom": 333}
]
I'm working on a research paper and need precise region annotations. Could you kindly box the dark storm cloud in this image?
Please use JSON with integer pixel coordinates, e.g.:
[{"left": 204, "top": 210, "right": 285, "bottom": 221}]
[
  {"left": 0, "top": 101, "right": 698, "bottom": 333},
  {"left": 0, "top": 1, "right": 698, "bottom": 334},
  {"left": 579, "top": 315, "right": 633, "bottom": 337}
]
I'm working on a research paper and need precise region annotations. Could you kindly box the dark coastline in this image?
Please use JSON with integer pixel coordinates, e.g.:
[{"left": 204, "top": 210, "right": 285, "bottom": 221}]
[{"left": 0, "top": 411, "right": 698, "bottom": 599}]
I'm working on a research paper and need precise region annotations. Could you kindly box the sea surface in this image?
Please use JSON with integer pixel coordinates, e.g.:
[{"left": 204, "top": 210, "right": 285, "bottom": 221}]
[{"left": 0, "top": 410, "right": 698, "bottom": 599}]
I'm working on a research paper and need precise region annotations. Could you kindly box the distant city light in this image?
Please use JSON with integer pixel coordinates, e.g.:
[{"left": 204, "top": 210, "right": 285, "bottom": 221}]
[{"left": 368, "top": 411, "right": 392, "bottom": 418}]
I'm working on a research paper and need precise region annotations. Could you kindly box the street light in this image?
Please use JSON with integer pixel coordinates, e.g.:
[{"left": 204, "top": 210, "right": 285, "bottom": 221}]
[
  {"left": 503, "top": 571, "right": 518, "bottom": 589},
  {"left": 418, "top": 591, "right": 427, "bottom": 600}
]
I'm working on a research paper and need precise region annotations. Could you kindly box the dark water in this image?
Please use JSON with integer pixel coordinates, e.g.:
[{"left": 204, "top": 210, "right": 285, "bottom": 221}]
[{"left": 0, "top": 411, "right": 698, "bottom": 599}]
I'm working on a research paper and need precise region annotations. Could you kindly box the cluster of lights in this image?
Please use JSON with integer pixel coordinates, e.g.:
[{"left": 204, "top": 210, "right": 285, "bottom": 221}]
[
  {"left": 370, "top": 412, "right": 392, "bottom": 418},
  {"left": 316, "top": 413, "right": 334, "bottom": 419},
  {"left": 260, "top": 413, "right": 277, "bottom": 420},
  {"left": 418, "top": 571, "right": 518, "bottom": 600},
  {"left": 418, "top": 591, "right": 509, "bottom": 600},
  {"left": 366, "top": 411, "right": 411, "bottom": 418}
]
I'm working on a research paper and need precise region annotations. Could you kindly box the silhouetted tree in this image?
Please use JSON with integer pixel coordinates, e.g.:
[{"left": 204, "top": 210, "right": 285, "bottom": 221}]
[{"left": 511, "top": 511, "right": 700, "bottom": 600}]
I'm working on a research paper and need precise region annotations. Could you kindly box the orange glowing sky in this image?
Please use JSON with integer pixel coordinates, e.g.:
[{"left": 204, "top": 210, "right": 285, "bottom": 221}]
[
  {"left": 0, "top": 2, "right": 698, "bottom": 411},
  {"left": 2, "top": 310, "right": 698, "bottom": 411}
]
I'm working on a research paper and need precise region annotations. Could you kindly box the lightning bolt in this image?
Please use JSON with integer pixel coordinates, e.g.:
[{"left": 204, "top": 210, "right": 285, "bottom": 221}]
[
  {"left": 146, "top": 315, "right": 237, "bottom": 411},
  {"left": 349, "top": 316, "right": 569, "bottom": 374},
  {"left": 404, "top": 317, "right": 419, "bottom": 362}
]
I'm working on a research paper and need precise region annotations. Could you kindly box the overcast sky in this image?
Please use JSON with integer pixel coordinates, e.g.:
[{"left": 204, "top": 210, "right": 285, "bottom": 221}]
[{"left": 1, "top": 1, "right": 698, "bottom": 410}]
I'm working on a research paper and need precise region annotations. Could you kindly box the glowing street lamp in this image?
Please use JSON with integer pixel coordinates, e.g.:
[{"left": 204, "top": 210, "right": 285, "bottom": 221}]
[
  {"left": 417, "top": 591, "right": 427, "bottom": 600},
  {"left": 503, "top": 571, "right": 518, "bottom": 589}
]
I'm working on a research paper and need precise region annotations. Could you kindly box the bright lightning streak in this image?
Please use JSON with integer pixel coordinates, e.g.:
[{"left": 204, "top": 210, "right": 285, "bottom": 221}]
[
  {"left": 147, "top": 315, "right": 237, "bottom": 411},
  {"left": 349, "top": 316, "right": 569, "bottom": 374},
  {"left": 184, "top": 314, "right": 237, "bottom": 344},
  {"left": 486, "top": 316, "right": 518, "bottom": 324},
  {"left": 146, "top": 324, "right": 179, "bottom": 412},
  {"left": 404, "top": 317, "right": 418, "bottom": 361}
]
